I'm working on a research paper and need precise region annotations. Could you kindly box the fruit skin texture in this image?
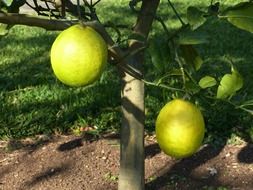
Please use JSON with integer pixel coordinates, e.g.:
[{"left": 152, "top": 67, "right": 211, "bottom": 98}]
[
  {"left": 156, "top": 99, "right": 205, "bottom": 159},
  {"left": 50, "top": 24, "right": 107, "bottom": 87}
]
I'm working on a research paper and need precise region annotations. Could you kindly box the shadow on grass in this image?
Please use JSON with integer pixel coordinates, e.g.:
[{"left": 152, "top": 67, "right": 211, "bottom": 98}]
[
  {"left": 0, "top": 34, "right": 56, "bottom": 91},
  {"left": 0, "top": 4, "right": 252, "bottom": 190},
  {"left": 0, "top": 31, "right": 121, "bottom": 139}
]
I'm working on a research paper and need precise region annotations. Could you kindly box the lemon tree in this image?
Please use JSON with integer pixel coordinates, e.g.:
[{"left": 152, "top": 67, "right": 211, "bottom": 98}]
[
  {"left": 50, "top": 24, "right": 108, "bottom": 87},
  {"left": 156, "top": 99, "right": 205, "bottom": 158},
  {"left": 1, "top": 1, "right": 253, "bottom": 190}
]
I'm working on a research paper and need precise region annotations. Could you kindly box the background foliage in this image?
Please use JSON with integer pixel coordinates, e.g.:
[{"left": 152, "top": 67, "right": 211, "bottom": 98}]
[{"left": 0, "top": 0, "right": 253, "bottom": 144}]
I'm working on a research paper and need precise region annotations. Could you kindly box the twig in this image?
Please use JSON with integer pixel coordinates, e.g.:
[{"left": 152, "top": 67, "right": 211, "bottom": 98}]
[
  {"left": 105, "top": 22, "right": 122, "bottom": 42},
  {"left": 113, "top": 45, "right": 147, "bottom": 65},
  {"left": 142, "top": 79, "right": 185, "bottom": 92},
  {"left": 168, "top": 24, "right": 189, "bottom": 41},
  {"left": 44, "top": 0, "right": 59, "bottom": 18},
  {"left": 77, "top": 0, "right": 81, "bottom": 19},
  {"left": 92, "top": 0, "right": 101, "bottom": 6},
  {"left": 83, "top": 0, "right": 99, "bottom": 20},
  {"left": 25, "top": 0, "right": 60, "bottom": 18},
  {"left": 167, "top": 0, "right": 185, "bottom": 26},
  {"left": 175, "top": 48, "right": 186, "bottom": 87},
  {"left": 155, "top": 15, "right": 170, "bottom": 37}
]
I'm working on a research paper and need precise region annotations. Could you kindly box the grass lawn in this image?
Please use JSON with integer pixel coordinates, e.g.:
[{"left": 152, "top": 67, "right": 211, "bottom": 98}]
[{"left": 0, "top": 0, "right": 252, "bottom": 142}]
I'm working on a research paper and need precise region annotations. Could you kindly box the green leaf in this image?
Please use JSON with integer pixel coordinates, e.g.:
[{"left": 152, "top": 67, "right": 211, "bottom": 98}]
[
  {"left": 149, "top": 36, "right": 171, "bottom": 73},
  {"left": 178, "top": 29, "right": 209, "bottom": 45},
  {"left": 198, "top": 76, "right": 217, "bottom": 89},
  {"left": 216, "top": 69, "right": 243, "bottom": 99},
  {"left": 217, "top": 74, "right": 236, "bottom": 99},
  {"left": 0, "top": 23, "right": 9, "bottom": 36},
  {"left": 222, "top": 2, "right": 253, "bottom": 33},
  {"left": 240, "top": 99, "right": 253, "bottom": 107},
  {"left": 180, "top": 45, "right": 203, "bottom": 71},
  {"left": 185, "top": 81, "right": 201, "bottom": 94},
  {"left": 2, "top": 0, "right": 14, "bottom": 6},
  {"left": 187, "top": 6, "right": 207, "bottom": 30},
  {"left": 231, "top": 66, "right": 243, "bottom": 91}
]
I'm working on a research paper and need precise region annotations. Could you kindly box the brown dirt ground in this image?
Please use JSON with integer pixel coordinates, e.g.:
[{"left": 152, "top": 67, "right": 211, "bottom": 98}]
[{"left": 0, "top": 134, "right": 252, "bottom": 190}]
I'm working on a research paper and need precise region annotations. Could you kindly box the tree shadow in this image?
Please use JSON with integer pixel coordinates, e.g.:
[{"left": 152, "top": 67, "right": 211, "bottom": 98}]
[
  {"left": 145, "top": 143, "right": 161, "bottom": 159},
  {"left": 0, "top": 28, "right": 121, "bottom": 138},
  {"left": 57, "top": 138, "right": 84, "bottom": 151},
  {"left": 0, "top": 3, "right": 252, "bottom": 190},
  {"left": 23, "top": 164, "right": 70, "bottom": 188},
  {"left": 145, "top": 144, "right": 226, "bottom": 190},
  {"left": 0, "top": 34, "right": 57, "bottom": 91},
  {"left": 5, "top": 136, "right": 51, "bottom": 153},
  {"left": 237, "top": 143, "right": 253, "bottom": 164},
  {"left": 143, "top": 9, "right": 253, "bottom": 188},
  {"left": 144, "top": 134, "right": 253, "bottom": 189}
]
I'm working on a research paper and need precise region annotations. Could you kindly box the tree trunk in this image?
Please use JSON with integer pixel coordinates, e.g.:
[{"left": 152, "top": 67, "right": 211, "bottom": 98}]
[{"left": 118, "top": 1, "right": 160, "bottom": 190}]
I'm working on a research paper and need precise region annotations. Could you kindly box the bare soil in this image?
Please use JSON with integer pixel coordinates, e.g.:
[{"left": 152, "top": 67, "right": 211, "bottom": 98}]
[{"left": 0, "top": 134, "right": 252, "bottom": 190}]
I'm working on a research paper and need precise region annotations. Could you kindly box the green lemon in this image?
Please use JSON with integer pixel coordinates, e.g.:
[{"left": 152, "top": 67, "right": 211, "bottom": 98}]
[
  {"left": 50, "top": 24, "right": 108, "bottom": 87},
  {"left": 156, "top": 99, "right": 205, "bottom": 158}
]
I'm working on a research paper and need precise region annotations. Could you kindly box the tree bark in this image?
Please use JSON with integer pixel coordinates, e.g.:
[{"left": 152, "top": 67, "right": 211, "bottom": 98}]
[
  {"left": 118, "top": 1, "right": 160, "bottom": 190},
  {"left": 0, "top": 12, "right": 74, "bottom": 30}
]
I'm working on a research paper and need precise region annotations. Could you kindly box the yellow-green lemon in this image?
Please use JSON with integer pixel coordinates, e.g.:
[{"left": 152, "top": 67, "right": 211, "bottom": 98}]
[
  {"left": 50, "top": 24, "right": 107, "bottom": 87},
  {"left": 156, "top": 99, "right": 205, "bottom": 158}
]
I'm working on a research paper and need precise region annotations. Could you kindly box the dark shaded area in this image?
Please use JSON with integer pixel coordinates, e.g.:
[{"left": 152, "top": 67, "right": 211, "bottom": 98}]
[
  {"left": 237, "top": 143, "right": 253, "bottom": 164},
  {"left": 0, "top": 30, "right": 121, "bottom": 139},
  {"left": 5, "top": 136, "right": 51, "bottom": 152},
  {"left": 146, "top": 144, "right": 225, "bottom": 189},
  {"left": 0, "top": 34, "right": 57, "bottom": 91},
  {"left": 0, "top": 3, "right": 252, "bottom": 189},
  {"left": 57, "top": 138, "right": 83, "bottom": 151},
  {"left": 145, "top": 143, "right": 161, "bottom": 159},
  {"left": 0, "top": 167, "right": 11, "bottom": 181},
  {"left": 0, "top": 135, "right": 252, "bottom": 189},
  {"left": 24, "top": 164, "right": 69, "bottom": 187}
]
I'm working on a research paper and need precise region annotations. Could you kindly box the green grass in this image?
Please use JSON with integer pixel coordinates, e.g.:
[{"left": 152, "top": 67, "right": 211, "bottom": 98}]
[{"left": 0, "top": 0, "right": 253, "bottom": 141}]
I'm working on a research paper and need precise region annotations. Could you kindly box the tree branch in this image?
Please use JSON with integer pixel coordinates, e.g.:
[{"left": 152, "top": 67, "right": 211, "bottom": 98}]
[
  {"left": 0, "top": 12, "right": 75, "bottom": 30},
  {"left": 0, "top": 12, "right": 126, "bottom": 61},
  {"left": 0, "top": 12, "right": 133, "bottom": 76}
]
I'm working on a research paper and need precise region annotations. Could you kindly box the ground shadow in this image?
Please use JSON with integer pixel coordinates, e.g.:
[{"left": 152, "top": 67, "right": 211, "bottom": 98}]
[
  {"left": 5, "top": 136, "right": 51, "bottom": 153},
  {"left": 237, "top": 143, "right": 253, "bottom": 164},
  {"left": 146, "top": 144, "right": 226, "bottom": 190},
  {"left": 57, "top": 138, "right": 84, "bottom": 151},
  {"left": 145, "top": 143, "right": 161, "bottom": 159},
  {"left": 0, "top": 2, "right": 252, "bottom": 189},
  {"left": 24, "top": 164, "right": 69, "bottom": 188}
]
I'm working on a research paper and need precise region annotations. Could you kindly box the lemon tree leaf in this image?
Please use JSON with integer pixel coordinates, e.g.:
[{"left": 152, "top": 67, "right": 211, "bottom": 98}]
[
  {"left": 198, "top": 76, "right": 217, "bottom": 89},
  {"left": 222, "top": 2, "right": 253, "bottom": 33},
  {"left": 0, "top": 23, "right": 9, "bottom": 36},
  {"left": 1, "top": 0, "right": 14, "bottom": 6},
  {"left": 231, "top": 67, "right": 243, "bottom": 91},
  {"left": 217, "top": 74, "right": 236, "bottom": 99},
  {"left": 178, "top": 29, "right": 209, "bottom": 45},
  {"left": 240, "top": 99, "right": 253, "bottom": 107},
  {"left": 149, "top": 36, "right": 171, "bottom": 73},
  {"left": 216, "top": 69, "right": 243, "bottom": 99},
  {"left": 185, "top": 81, "right": 201, "bottom": 94},
  {"left": 180, "top": 45, "right": 203, "bottom": 71},
  {"left": 187, "top": 6, "right": 207, "bottom": 30}
]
